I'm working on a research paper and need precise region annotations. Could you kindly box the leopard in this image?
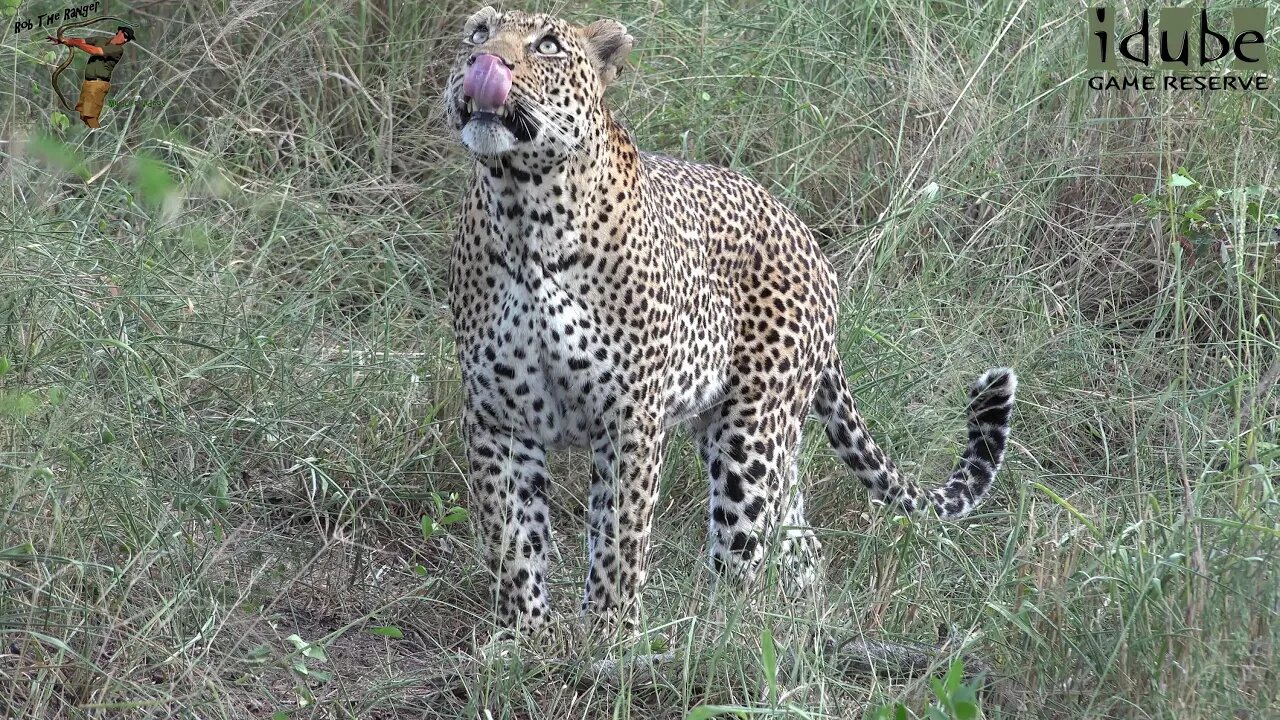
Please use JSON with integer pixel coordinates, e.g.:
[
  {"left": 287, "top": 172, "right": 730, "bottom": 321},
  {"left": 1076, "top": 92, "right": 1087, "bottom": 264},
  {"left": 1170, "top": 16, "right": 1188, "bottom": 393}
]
[{"left": 442, "top": 6, "right": 1017, "bottom": 631}]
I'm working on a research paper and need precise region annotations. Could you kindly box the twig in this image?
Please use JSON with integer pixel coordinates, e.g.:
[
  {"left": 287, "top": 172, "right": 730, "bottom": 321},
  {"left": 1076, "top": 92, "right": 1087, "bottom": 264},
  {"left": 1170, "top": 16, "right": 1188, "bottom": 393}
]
[{"left": 576, "top": 634, "right": 1024, "bottom": 712}]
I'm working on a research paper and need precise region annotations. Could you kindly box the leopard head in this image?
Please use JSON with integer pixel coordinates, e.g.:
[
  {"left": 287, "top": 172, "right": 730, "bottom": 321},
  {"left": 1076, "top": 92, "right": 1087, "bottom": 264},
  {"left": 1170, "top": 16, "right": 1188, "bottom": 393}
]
[{"left": 444, "top": 7, "right": 633, "bottom": 164}]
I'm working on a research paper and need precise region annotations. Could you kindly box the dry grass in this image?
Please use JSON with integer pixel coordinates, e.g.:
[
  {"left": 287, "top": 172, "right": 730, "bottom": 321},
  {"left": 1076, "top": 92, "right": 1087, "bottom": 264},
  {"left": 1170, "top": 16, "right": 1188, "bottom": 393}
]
[{"left": 1, "top": 0, "right": 1278, "bottom": 717}]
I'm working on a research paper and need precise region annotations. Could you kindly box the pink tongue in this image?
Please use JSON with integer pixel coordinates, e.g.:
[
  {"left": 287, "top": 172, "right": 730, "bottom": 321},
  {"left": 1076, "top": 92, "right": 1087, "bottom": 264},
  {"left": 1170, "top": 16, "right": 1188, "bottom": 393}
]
[{"left": 463, "top": 54, "right": 511, "bottom": 111}]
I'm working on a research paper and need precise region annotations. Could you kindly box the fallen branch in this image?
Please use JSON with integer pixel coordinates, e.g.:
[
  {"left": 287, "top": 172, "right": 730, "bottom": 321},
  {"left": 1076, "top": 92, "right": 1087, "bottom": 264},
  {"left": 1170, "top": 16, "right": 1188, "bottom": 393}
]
[{"left": 581, "top": 633, "right": 1023, "bottom": 712}]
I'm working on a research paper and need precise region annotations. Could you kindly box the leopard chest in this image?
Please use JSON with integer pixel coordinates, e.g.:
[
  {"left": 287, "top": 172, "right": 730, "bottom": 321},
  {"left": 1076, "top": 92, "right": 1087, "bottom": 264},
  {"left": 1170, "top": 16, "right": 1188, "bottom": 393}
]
[{"left": 457, "top": 198, "right": 622, "bottom": 449}]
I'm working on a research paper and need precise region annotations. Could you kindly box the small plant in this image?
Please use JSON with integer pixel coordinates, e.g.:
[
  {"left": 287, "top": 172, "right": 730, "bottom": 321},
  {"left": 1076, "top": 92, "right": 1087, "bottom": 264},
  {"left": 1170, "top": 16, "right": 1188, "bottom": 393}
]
[
  {"left": 49, "top": 111, "right": 71, "bottom": 133},
  {"left": 284, "top": 633, "right": 331, "bottom": 707},
  {"left": 865, "top": 659, "right": 984, "bottom": 720},
  {"left": 421, "top": 490, "right": 468, "bottom": 541},
  {"left": 1133, "top": 169, "right": 1278, "bottom": 262}
]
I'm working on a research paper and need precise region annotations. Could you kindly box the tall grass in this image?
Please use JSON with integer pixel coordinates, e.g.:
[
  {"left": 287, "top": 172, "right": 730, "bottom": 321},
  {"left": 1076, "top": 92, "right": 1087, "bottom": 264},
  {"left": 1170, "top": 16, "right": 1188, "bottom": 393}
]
[{"left": 2, "top": 0, "right": 1278, "bottom": 717}]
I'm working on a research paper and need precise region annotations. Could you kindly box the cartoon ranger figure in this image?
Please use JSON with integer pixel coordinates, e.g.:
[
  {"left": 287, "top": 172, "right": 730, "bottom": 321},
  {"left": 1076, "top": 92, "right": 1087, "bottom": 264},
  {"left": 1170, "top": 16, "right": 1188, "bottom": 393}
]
[{"left": 47, "top": 25, "right": 135, "bottom": 129}]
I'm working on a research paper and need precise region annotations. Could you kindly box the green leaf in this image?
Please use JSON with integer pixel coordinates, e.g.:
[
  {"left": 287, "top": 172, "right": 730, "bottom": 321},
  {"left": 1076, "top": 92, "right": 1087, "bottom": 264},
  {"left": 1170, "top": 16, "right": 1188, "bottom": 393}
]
[
  {"left": 370, "top": 625, "right": 403, "bottom": 639},
  {"left": 760, "top": 624, "right": 778, "bottom": 705},
  {"left": 943, "top": 658, "right": 966, "bottom": 693},
  {"left": 1030, "top": 482, "right": 1101, "bottom": 539},
  {"left": 0, "top": 390, "right": 39, "bottom": 419},
  {"left": 421, "top": 515, "right": 437, "bottom": 540},
  {"left": 1188, "top": 194, "right": 1217, "bottom": 212},
  {"left": 286, "top": 634, "right": 327, "bottom": 661},
  {"left": 27, "top": 134, "right": 89, "bottom": 178},
  {"left": 686, "top": 706, "right": 754, "bottom": 720},
  {"left": 211, "top": 471, "right": 230, "bottom": 511},
  {"left": 246, "top": 644, "right": 272, "bottom": 662},
  {"left": 1169, "top": 171, "right": 1196, "bottom": 188},
  {"left": 439, "top": 506, "right": 469, "bottom": 526},
  {"left": 953, "top": 684, "right": 978, "bottom": 705},
  {"left": 0, "top": 543, "right": 36, "bottom": 560},
  {"left": 132, "top": 153, "right": 177, "bottom": 209},
  {"left": 302, "top": 644, "right": 327, "bottom": 661}
]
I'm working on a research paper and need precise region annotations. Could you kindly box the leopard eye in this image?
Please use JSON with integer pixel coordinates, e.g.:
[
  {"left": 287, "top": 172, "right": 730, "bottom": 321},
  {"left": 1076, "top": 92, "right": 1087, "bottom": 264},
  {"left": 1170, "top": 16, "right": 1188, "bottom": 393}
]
[
  {"left": 470, "top": 26, "right": 489, "bottom": 44},
  {"left": 536, "top": 36, "right": 562, "bottom": 55}
]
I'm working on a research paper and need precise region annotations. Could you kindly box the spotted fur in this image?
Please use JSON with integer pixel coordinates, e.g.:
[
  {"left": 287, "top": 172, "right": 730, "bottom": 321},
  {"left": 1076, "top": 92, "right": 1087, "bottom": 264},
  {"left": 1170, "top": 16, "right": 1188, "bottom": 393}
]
[{"left": 443, "top": 7, "right": 1017, "bottom": 630}]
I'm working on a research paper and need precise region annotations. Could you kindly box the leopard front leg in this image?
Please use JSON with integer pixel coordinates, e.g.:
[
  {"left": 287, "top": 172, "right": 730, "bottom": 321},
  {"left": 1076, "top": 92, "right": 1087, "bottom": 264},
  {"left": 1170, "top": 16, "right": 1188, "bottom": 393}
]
[
  {"left": 462, "top": 412, "right": 553, "bottom": 630},
  {"left": 582, "top": 409, "right": 666, "bottom": 628}
]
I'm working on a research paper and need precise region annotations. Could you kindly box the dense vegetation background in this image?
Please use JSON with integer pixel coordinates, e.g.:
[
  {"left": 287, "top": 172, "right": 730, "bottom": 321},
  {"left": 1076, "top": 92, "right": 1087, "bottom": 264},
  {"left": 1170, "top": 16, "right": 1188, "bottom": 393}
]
[{"left": 2, "top": 0, "right": 1278, "bottom": 717}]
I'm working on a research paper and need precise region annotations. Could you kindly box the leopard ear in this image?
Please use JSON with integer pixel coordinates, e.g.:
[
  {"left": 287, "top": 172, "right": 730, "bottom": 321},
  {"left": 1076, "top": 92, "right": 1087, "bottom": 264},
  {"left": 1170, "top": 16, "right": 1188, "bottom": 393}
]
[
  {"left": 464, "top": 6, "right": 500, "bottom": 34},
  {"left": 582, "top": 19, "right": 634, "bottom": 85}
]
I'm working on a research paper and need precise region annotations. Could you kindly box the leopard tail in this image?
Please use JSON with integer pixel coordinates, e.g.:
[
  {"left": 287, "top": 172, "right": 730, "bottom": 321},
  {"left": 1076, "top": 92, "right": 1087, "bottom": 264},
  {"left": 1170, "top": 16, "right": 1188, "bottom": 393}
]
[{"left": 812, "top": 362, "right": 1016, "bottom": 519}]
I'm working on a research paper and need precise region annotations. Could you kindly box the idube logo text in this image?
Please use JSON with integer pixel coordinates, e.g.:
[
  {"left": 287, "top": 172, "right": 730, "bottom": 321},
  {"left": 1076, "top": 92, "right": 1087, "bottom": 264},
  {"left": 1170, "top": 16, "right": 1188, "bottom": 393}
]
[{"left": 1087, "top": 7, "right": 1270, "bottom": 92}]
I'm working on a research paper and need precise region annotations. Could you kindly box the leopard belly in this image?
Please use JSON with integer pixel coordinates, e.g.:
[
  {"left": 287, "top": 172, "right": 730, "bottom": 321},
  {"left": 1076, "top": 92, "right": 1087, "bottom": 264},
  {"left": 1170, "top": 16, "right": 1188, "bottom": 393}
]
[
  {"left": 473, "top": 277, "right": 617, "bottom": 449},
  {"left": 662, "top": 277, "right": 733, "bottom": 427}
]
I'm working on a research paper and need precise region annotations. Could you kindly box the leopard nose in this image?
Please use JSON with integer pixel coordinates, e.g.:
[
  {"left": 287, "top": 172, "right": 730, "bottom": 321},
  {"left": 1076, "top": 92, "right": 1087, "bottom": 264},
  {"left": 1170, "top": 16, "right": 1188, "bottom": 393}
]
[
  {"left": 464, "top": 53, "right": 513, "bottom": 111},
  {"left": 468, "top": 52, "right": 514, "bottom": 70}
]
